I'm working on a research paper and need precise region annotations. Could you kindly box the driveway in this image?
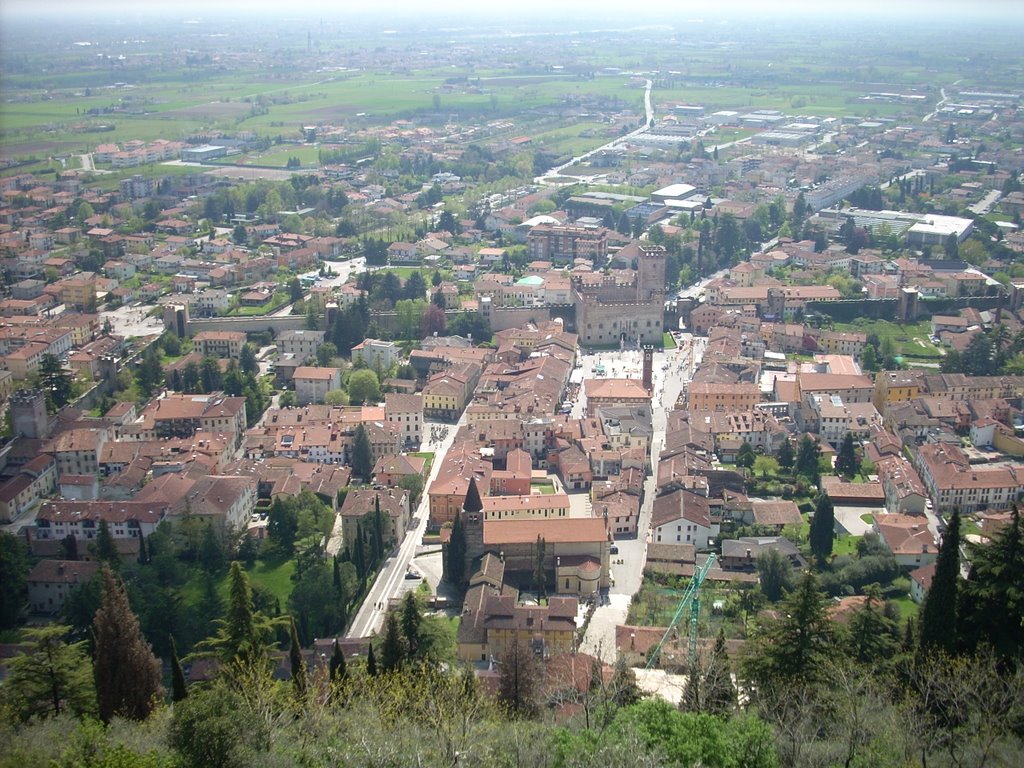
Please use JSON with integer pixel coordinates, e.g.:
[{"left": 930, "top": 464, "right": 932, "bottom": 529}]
[{"left": 833, "top": 505, "right": 884, "bottom": 536}]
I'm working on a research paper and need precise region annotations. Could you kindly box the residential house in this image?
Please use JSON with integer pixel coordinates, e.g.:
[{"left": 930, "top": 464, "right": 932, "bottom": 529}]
[
  {"left": 27, "top": 560, "right": 101, "bottom": 614},
  {"left": 293, "top": 366, "right": 342, "bottom": 405},
  {"left": 652, "top": 490, "right": 719, "bottom": 549},
  {"left": 193, "top": 331, "right": 246, "bottom": 359},
  {"left": 277, "top": 329, "right": 324, "bottom": 362}
]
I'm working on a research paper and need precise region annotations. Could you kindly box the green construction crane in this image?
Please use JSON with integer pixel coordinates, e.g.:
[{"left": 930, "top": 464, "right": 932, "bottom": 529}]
[{"left": 645, "top": 553, "right": 716, "bottom": 670}]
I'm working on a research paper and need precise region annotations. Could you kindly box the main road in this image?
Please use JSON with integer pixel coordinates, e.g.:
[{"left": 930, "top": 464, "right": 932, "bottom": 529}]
[{"left": 534, "top": 78, "right": 653, "bottom": 185}]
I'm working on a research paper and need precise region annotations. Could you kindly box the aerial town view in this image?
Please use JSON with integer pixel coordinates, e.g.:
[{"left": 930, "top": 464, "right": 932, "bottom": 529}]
[{"left": 1, "top": 0, "right": 1023, "bottom": 764}]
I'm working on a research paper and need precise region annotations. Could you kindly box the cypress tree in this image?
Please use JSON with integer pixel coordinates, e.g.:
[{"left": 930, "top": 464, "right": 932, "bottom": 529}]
[
  {"left": 60, "top": 534, "right": 78, "bottom": 561},
  {"left": 93, "top": 566, "right": 163, "bottom": 723},
  {"left": 400, "top": 592, "right": 421, "bottom": 660},
  {"left": 94, "top": 519, "right": 120, "bottom": 569},
  {"left": 919, "top": 508, "right": 961, "bottom": 653},
  {"left": 352, "top": 424, "right": 373, "bottom": 480},
  {"left": 372, "top": 495, "right": 385, "bottom": 565},
  {"left": 809, "top": 493, "right": 835, "bottom": 563},
  {"left": 225, "top": 561, "right": 257, "bottom": 661},
  {"left": 353, "top": 523, "right": 367, "bottom": 583},
  {"left": 498, "top": 637, "right": 540, "bottom": 719},
  {"left": 777, "top": 438, "right": 795, "bottom": 472},
  {"left": 289, "top": 616, "right": 307, "bottom": 699},
  {"left": 533, "top": 535, "right": 547, "bottom": 601},
  {"left": 137, "top": 533, "right": 148, "bottom": 566},
  {"left": 329, "top": 638, "right": 347, "bottom": 683},
  {"left": 703, "top": 629, "right": 736, "bottom": 715},
  {"left": 380, "top": 612, "right": 405, "bottom": 672},
  {"left": 366, "top": 641, "right": 378, "bottom": 676},
  {"left": 836, "top": 432, "right": 858, "bottom": 477},
  {"left": 169, "top": 635, "right": 188, "bottom": 702}
]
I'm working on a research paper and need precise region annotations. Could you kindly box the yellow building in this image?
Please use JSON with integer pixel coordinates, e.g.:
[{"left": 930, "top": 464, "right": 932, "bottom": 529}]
[
  {"left": 61, "top": 275, "right": 97, "bottom": 311},
  {"left": 687, "top": 381, "right": 761, "bottom": 412},
  {"left": 872, "top": 369, "right": 926, "bottom": 413}
]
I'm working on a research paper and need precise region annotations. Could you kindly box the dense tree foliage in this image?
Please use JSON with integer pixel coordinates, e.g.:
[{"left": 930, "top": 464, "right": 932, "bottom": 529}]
[{"left": 92, "top": 566, "right": 163, "bottom": 723}]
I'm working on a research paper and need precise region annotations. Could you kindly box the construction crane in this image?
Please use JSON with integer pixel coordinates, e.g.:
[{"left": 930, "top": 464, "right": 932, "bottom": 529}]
[{"left": 645, "top": 553, "right": 716, "bottom": 670}]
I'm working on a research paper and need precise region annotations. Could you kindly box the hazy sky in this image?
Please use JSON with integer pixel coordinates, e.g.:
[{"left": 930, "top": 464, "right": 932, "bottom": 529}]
[{"left": 4, "top": 0, "right": 1022, "bottom": 20}]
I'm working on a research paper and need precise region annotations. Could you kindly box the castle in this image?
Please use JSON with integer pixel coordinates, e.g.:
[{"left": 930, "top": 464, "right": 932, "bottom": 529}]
[{"left": 573, "top": 244, "right": 667, "bottom": 347}]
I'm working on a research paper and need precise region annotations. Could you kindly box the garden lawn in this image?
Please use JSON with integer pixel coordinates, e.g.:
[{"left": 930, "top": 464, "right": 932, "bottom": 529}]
[
  {"left": 246, "top": 559, "right": 297, "bottom": 605},
  {"left": 832, "top": 535, "right": 860, "bottom": 558},
  {"left": 411, "top": 451, "right": 435, "bottom": 476},
  {"left": 890, "top": 595, "right": 920, "bottom": 622}
]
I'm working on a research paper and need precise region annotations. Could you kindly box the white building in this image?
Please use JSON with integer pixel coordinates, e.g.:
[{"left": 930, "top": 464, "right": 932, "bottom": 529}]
[{"left": 651, "top": 489, "right": 719, "bottom": 550}]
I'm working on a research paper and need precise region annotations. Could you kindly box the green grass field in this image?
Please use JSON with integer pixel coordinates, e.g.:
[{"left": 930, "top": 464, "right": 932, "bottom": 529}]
[
  {"left": 833, "top": 319, "right": 943, "bottom": 360},
  {"left": 410, "top": 451, "right": 435, "bottom": 477}
]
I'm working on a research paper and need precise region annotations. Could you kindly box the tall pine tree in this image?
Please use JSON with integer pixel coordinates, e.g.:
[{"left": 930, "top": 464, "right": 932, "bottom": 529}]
[
  {"left": 958, "top": 506, "right": 1023, "bottom": 658},
  {"left": 93, "top": 566, "right": 163, "bottom": 723}
]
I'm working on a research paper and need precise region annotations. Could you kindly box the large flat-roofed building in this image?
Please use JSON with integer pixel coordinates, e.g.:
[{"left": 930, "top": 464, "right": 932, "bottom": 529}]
[
  {"left": 277, "top": 329, "right": 324, "bottom": 362},
  {"left": 181, "top": 145, "right": 227, "bottom": 163},
  {"left": 906, "top": 214, "right": 974, "bottom": 246},
  {"left": 651, "top": 183, "right": 698, "bottom": 204}
]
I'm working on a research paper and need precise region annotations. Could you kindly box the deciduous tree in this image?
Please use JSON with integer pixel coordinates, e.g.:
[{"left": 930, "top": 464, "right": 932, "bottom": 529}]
[{"left": 498, "top": 637, "right": 540, "bottom": 719}]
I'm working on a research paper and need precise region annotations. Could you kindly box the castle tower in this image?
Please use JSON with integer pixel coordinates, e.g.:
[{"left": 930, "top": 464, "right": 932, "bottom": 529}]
[
  {"left": 636, "top": 245, "right": 667, "bottom": 301},
  {"left": 10, "top": 388, "right": 49, "bottom": 439},
  {"left": 642, "top": 345, "right": 654, "bottom": 391}
]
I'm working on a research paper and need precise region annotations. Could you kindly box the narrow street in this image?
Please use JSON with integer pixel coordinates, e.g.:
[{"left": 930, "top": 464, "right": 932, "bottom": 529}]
[{"left": 535, "top": 78, "right": 653, "bottom": 185}]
